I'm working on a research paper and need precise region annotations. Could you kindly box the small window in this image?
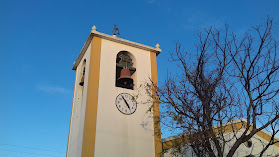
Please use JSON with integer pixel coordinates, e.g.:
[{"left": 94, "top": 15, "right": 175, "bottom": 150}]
[
  {"left": 244, "top": 139, "right": 252, "bottom": 148},
  {"left": 115, "top": 51, "right": 136, "bottom": 90}
]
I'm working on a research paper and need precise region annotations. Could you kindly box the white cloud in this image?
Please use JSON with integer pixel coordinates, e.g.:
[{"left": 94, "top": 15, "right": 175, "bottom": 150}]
[{"left": 37, "top": 85, "right": 71, "bottom": 95}]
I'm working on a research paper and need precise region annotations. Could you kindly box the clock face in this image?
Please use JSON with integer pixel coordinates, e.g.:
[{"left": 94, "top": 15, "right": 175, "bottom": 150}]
[{"left": 115, "top": 93, "right": 137, "bottom": 115}]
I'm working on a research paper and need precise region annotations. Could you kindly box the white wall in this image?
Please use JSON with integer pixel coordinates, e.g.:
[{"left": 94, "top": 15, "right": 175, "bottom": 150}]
[
  {"left": 67, "top": 44, "right": 91, "bottom": 157},
  {"left": 223, "top": 129, "right": 279, "bottom": 156},
  {"left": 93, "top": 38, "right": 156, "bottom": 157},
  {"left": 163, "top": 129, "right": 279, "bottom": 157}
]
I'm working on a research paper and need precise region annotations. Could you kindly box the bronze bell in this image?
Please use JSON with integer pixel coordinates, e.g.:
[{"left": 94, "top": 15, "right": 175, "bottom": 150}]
[
  {"left": 118, "top": 68, "right": 133, "bottom": 87},
  {"left": 79, "top": 76, "right": 84, "bottom": 86}
]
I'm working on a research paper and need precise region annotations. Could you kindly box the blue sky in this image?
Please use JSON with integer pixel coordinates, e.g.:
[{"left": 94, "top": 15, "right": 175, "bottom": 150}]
[{"left": 0, "top": 0, "right": 278, "bottom": 157}]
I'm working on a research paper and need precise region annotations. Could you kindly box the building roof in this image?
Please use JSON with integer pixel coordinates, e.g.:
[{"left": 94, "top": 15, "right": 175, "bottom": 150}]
[{"left": 72, "top": 26, "right": 162, "bottom": 70}]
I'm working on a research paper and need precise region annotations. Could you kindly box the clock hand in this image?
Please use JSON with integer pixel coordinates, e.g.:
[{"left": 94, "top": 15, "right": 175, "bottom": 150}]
[{"left": 121, "top": 95, "right": 131, "bottom": 111}]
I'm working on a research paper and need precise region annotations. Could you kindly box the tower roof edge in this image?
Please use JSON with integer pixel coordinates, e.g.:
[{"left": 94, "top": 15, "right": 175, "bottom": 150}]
[{"left": 72, "top": 29, "right": 161, "bottom": 70}]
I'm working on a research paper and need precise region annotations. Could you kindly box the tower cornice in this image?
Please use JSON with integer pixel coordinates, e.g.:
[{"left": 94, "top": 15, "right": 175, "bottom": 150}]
[{"left": 72, "top": 27, "right": 161, "bottom": 70}]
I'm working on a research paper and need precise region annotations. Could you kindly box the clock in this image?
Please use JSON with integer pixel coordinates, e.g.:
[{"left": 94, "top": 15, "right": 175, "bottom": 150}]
[{"left": 115, "top": 93, "right": 137, "bottom": 115}]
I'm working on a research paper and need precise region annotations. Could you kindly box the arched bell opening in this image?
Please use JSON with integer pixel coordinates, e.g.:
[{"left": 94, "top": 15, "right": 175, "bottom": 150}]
[
  {"left": 115, "top": 51, "right": 136, "bottom": 90},
  {"left": 76, "top": 59, "right": 86, "bottom": 117},
  {"left": 79, "top": 59, "right": 86, "bottom": 86}
]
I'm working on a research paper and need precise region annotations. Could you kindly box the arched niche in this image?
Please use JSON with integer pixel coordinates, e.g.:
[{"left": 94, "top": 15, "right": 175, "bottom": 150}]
[{"left": 115, "top": 51, "right": 136, "bottom": 90}]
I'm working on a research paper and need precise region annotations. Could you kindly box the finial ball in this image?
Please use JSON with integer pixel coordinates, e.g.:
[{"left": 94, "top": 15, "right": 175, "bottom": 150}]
[
  {"left": 92, "top": 25, "right": 97, "bottom": 31},
  {"left": 155, "top": 43, "right": 160, "bottom": 49}
]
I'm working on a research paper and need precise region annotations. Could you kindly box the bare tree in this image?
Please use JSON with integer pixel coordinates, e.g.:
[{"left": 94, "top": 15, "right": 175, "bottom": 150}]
[{"left": 145, "top": 17, "right": 279, "bottom": 157}]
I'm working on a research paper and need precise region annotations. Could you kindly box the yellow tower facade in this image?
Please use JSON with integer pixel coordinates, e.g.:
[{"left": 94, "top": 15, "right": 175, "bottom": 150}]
[{"left": 66, "top": 26, "right": 162, "bottom": 157}]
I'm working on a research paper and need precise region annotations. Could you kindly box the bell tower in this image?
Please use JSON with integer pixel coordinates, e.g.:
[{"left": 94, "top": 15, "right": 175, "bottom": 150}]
[{"left": 66, "top": 26, "right": 162, "bottom": 157}]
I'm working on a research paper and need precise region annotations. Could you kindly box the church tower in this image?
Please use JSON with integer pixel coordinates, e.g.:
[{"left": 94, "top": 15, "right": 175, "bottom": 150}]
[{"left": 66, "top": 26, "right": 162, "bottom": 157}]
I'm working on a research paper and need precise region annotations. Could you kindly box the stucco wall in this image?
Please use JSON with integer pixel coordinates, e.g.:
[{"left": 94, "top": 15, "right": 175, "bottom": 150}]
[
  {"left": 93, "top": 38, "right": 156, "bottom": 157},
  {"left": 163, "top": 129, "right": 279, "bottom": 157},
  {"left": 67, "top": 44, "right": 91, "bottom": 157}
]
